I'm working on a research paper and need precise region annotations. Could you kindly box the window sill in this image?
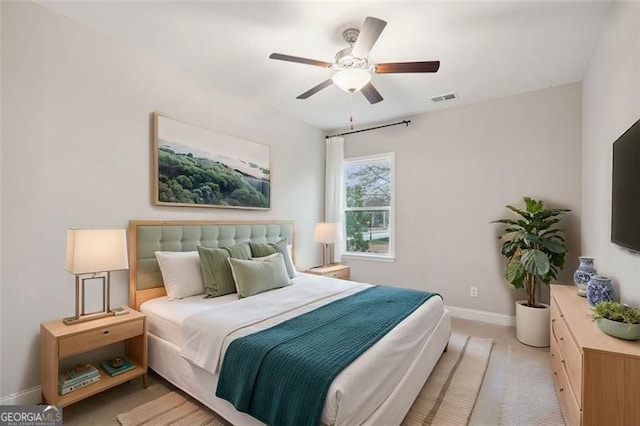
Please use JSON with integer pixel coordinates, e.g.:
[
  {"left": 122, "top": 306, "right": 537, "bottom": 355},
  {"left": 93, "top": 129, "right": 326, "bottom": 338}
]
[{"left": 342, "top": 254, "right": 396, "bottom": 263}]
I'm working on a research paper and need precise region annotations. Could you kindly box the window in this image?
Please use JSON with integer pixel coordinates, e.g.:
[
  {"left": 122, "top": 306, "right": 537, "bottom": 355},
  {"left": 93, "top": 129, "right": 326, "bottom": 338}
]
[{"left": 343, "top": 153, "right": 394, "bottom": 260}]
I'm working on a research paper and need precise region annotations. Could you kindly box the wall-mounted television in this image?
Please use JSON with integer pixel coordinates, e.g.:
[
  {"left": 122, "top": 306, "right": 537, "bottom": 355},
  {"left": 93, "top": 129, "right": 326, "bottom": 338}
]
[{"left": 611, "top": 117, "right": 640, "bottom": 253}]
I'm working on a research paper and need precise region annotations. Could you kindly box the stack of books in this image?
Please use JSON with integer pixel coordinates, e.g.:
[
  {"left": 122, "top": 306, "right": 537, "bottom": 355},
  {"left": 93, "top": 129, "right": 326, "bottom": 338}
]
[
  {"left": 100, "top": 356, "right": 135, "bottom": 376},
  {"left": 58, "top": 364, "right": 101, "bottom": 395}
]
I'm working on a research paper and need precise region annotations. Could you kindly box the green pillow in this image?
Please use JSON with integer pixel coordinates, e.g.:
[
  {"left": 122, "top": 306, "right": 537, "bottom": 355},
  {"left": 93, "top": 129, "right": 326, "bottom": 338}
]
[
  {"left": 249, "top": 242, "right": 276, "bottom": 258},
  {"left": 226, "top": 244, "right": 251, "bottom": 260},
  {"left": 250, "top": 239, "right": 295, "bottom": 279},
  {"left": 197, "top": 244, "right": 250, "bottom": 297},
  {"left": 228, "top": 254, "right": 291, "bottom": 298}
]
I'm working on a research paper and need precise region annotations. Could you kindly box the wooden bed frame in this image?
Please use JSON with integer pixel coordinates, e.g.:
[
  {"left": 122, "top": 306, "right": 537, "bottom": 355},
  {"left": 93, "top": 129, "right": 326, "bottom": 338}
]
[{"left": 127, "top": 219, "right": 450, "bottom": 426}]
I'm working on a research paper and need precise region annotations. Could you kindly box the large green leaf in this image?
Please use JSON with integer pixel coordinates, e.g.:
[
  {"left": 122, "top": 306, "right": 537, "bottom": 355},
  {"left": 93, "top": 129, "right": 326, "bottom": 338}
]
[
  {"left": 500, "top": 230, "right": 525, "bottom": 243},
  {"left": 541, "top": 228, "right": 564, "bottom": 238},
  {"left": 490, "top": 219, "right": 521, "bottom": 226},
  {"left": 501, "top": 241, "right": 519, "bottom": 257},
  {"left": 505, "top": 257, "right": 525, "bottom": 288},
  {"left": 521, "top": 249, "right": 550, "bottom": 275},
  {"left": 524, "top": 197, "right": 544, "bottom": 213},
  {"left": 536, "top": 217, "right": 562, "bottom": 231},
  {"left": 540, "top": 239, "right": 566, "bottom": 254},
  {"left": 525, "top": 234, "right": 542, "bottom": 244}
]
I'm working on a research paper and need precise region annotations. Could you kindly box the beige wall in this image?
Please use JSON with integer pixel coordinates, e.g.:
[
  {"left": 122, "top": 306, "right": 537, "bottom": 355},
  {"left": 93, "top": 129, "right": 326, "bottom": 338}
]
[
  {"left": 0, "top": 2, "right": 324, "bottom": 397},
  {"left": 343, "top": 83, "right": 582, "bottom": 316},
  {"left": 581, "top": 1, "right": 640, "bottom": 305}
]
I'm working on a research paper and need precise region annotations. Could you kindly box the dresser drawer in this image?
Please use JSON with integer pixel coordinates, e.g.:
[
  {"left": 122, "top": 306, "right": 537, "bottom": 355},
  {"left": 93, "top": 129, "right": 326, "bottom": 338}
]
[
  {"left": 306, "top": 265, "right": 350, "bottom": 280},
  {"left": 326, "top": 269, "right": 350, "bottom": 279},
  {"left": 551, "top": 343, "right": 581, "bottom": 426},
  {"left": 59, "top": 319, "right": 144, "bottom": 358},
  {"left": 551, "top": 299, "right": 583, "bottom": 402}
]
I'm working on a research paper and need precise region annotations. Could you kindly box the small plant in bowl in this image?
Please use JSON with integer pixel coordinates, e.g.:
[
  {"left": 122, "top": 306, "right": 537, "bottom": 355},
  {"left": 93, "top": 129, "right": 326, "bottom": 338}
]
[{"left": 592, "top": 301, "right": 640, "bottom": 341}]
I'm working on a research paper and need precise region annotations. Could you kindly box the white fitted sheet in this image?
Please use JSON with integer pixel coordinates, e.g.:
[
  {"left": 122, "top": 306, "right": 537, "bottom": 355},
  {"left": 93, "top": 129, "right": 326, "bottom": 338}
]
[{"left": 141, "top": 274, "right": 449, "bottom": 425}]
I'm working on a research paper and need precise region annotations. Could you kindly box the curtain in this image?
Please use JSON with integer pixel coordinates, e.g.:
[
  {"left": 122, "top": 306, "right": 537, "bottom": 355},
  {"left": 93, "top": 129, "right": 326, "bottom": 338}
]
[{"left": 325, "top": 136, "right": 345, "bottom": 263}]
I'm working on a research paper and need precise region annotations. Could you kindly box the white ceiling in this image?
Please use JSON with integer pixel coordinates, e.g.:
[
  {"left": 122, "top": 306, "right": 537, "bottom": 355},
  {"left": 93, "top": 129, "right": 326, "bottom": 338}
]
[{"left": 39, "top": 1, "right": 614, "bottom": 131}]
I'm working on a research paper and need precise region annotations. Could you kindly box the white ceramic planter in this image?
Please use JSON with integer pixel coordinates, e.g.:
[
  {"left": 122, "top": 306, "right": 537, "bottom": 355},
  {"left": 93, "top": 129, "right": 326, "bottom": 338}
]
[{"left": 515, "top": 300, "right": 550, "bottom": 347}]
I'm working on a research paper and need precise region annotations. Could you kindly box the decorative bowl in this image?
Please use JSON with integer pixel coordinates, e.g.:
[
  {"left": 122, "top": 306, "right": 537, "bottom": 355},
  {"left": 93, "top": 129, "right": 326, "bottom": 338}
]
[{"left": 595, "top": 317, "right": 640, "bottom": 341}]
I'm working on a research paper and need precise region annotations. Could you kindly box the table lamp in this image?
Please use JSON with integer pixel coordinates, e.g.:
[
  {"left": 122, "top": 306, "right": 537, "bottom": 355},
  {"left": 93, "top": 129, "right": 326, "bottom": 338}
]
[
  {"left": 64, "top": 228, "right": 129, "bottom": 325},
  {"left": 314, "top": 222, "right": 340, "bottom": 267}
]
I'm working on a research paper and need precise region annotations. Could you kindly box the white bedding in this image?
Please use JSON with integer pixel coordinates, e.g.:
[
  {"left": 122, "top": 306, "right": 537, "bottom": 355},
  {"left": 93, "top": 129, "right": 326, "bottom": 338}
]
[{"left": 142, "top": 274, "right": 447, "bottom": 425}]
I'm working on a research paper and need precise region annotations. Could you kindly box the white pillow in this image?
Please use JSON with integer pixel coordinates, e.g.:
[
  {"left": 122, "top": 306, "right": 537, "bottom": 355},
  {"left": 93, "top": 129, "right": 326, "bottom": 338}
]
[
  {"left": 154, "top": 251, "right": 205, "bottom": 300},
  {"left": 287, "top": 244, "right": 299, "bottom": 276}
]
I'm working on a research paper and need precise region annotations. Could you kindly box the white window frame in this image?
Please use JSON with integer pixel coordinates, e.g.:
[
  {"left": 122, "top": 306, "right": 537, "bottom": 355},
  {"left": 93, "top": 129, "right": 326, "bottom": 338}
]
[{"left": 342, "top": 152, "right": 395, "bottom": 262}]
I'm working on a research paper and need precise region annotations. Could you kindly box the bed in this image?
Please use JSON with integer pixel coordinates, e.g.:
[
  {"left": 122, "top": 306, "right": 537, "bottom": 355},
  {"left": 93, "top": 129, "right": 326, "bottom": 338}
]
[{"left": 129, "top": 220, "right": 451, "bottom": 426}]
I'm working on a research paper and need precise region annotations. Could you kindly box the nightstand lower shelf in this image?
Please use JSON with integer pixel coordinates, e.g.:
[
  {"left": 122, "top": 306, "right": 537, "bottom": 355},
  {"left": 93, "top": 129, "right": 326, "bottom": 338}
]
[{"left": 57, "top": 365, "right": 146, "bottom": 407}]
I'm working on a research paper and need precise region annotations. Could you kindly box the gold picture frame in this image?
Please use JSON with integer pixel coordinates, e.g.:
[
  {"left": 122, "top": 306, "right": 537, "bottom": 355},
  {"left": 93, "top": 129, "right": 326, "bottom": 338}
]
[{"left": 153, "top": 112, "right": 270, "bottom": 210}]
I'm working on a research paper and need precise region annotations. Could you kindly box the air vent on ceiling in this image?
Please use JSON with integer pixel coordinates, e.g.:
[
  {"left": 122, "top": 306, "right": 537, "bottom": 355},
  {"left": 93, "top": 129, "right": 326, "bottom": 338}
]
[{"left": 431, "top": 92, "right": 458, "bottom": 103}]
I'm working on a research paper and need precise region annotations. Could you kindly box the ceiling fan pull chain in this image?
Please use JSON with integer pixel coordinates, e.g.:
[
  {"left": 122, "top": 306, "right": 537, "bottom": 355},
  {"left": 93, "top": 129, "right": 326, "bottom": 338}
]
[{"left": 349, "top": 92, "right": 355, "bottom": 130}]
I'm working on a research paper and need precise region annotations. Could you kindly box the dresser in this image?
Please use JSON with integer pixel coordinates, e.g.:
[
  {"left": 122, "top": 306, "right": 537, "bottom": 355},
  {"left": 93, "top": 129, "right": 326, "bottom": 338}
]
[{"left": 550, "top": 284, "right": 640, "bottom": 426}]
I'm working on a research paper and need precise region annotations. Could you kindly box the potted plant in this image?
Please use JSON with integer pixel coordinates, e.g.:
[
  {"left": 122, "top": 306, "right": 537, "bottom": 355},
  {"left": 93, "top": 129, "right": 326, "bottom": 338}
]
[
  {"left": 493, "top": 197, "right": 570, "bottom": 347},
  {"left": 592, "top": 301, "right": 640, "bottom": 341}
]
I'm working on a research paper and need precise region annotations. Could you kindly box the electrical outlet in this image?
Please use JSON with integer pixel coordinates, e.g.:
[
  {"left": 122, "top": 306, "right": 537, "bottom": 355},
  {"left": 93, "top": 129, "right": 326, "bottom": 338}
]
[{"left": 470, "top": 287, "right": 478, "bottom": 298}]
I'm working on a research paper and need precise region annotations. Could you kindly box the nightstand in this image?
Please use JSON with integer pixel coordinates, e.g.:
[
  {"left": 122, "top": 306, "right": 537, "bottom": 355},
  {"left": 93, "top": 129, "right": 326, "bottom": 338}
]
[
  {"left": 306, "top": 264, "right": 351, "bottom": 280},
  {"left": 40, "top": 306, "right": 147, "bottom": 407}
]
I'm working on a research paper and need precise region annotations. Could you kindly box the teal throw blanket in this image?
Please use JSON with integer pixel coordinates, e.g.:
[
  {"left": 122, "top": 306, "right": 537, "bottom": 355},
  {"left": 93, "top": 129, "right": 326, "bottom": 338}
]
[{"left": 216, "top": 285, "right": 440, "bottom": 426}]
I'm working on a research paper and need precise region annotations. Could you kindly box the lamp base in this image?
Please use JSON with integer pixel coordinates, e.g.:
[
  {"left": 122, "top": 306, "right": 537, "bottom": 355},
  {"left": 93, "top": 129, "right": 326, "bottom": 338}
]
[{"left": 63, "top": 311, "right": 113, "bottom": 325}]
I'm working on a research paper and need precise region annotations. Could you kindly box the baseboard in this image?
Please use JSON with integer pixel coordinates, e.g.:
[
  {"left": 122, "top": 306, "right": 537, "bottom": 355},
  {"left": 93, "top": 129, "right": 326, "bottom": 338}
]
[
  {"left": 0, "top": 386, "right": 42, "bottom": 406},
  {"left": 446, "top": 305, "right": 516, "bottom": 327}
]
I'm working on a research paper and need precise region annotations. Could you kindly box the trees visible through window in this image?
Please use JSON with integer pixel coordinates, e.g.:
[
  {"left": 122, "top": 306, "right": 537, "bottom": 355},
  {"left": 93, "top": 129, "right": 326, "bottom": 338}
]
[{"left": 344, "top": 153, "right": 394, "bottom": 257}]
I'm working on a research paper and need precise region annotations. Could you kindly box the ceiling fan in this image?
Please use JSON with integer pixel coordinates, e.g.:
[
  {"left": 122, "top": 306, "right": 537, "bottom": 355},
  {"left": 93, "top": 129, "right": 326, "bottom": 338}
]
[{"left": 269, "top": 16, "right": 440, "bottom": 105}]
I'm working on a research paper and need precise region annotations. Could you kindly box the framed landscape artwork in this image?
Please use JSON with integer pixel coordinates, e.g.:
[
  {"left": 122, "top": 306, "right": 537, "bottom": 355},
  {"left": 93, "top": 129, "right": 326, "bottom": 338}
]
[{"left": 153, "top": 112, "right": 270, "bottom": 210}]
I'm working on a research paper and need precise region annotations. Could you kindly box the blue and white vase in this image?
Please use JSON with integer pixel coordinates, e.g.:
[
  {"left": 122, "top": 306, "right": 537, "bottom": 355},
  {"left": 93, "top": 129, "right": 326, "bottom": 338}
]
[
  {"left": 587, "top": 276, "right": 614, "bottom": 309},
  {"left": 573, "top": 256, "right": 596, "bottom": 297}
]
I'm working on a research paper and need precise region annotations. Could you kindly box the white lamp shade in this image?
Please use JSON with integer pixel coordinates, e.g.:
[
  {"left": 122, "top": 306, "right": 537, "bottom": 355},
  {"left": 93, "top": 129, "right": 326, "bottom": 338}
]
[
  {"left": 332, "top": 69, "right": 371, "bottom": 93},
  {"left": 66, "top": 229, "right": 129, "bottom": 274},
  {"left": 314, "top": 222, "right": 341, "bottom": 244}
]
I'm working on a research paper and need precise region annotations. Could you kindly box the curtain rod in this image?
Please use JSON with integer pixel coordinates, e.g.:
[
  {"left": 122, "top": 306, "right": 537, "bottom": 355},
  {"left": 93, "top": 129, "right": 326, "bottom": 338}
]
[{"left": 325, "top": 120, "right": 411, "bottom": 139}]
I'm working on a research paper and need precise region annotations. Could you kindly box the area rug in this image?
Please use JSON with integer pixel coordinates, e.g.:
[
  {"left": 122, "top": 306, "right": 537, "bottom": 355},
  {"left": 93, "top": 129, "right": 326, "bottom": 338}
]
[
  {"left": 116, "top": 391, "right": 226, "bottom": 426},
  {"left": 499, "top": 345, "right": 565, "bottom": 426},
  {"left": 117, "top": 333, "right": 492, "bottom": 426},
  {"left": 402, "top": 333, "right": 493, "bottom": 426}
]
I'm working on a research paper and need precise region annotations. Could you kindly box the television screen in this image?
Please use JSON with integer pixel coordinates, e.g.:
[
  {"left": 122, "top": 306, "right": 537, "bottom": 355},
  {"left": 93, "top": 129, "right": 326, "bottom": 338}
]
[{"left": 611, "top": 117, "right": 640, "bottom": 253}]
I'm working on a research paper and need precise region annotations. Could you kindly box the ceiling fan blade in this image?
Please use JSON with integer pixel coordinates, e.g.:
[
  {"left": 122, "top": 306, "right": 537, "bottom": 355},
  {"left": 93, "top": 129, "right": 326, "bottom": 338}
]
[
  {"left": 269, "top": 53, "right": 333, "bottom": 68},
  {"left": 360, "top": 82, "right": 383, "bottom": 104},
  {"left": 351, "top": 17, "right": 387, "bottom": 59},
  {"left": 296, "top": 79, "right": 334, "bottom": 99},
  {"left": 375, "top": 61, "right": 440, "bottom": 74}
]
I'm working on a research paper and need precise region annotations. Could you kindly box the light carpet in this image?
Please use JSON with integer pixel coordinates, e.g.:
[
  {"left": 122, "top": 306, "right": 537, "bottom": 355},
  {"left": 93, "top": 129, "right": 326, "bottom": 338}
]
[
  {"left": 499, "top": 345, "right": 565, "bottom": 426},
  {"left": 117, "top": 333, "right": 492, "bottom": 426}
]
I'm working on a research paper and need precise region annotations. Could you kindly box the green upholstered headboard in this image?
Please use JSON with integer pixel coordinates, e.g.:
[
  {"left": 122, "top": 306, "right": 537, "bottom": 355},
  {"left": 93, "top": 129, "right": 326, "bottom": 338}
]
[{"left": 128, "top": 220, "right": 294, "bottom": 309}]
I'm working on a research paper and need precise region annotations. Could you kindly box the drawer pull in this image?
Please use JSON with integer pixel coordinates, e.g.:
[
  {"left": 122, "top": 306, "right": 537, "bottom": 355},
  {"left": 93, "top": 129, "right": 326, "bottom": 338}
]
[
  {"left": 559, "top": 387, "right": 564, "bottom": 392},
  {"left": 103, "top": 330, "right": 109, "bottom": 334}
]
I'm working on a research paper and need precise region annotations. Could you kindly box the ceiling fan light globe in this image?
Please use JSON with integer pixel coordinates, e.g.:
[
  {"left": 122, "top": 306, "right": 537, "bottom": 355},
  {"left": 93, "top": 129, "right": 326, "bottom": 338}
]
[{"left": 332, "top": 69, "right": 371, "bottom": 93}]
